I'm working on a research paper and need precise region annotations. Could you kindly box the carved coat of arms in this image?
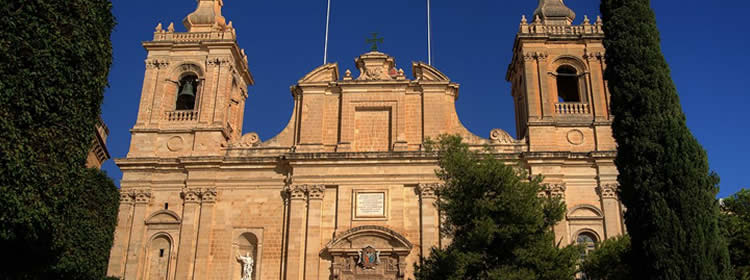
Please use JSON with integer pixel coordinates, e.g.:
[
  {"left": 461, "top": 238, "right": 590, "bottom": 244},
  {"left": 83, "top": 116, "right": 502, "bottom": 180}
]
[{"left": 357, "top": 246, "right": 380, "bottom": 269}]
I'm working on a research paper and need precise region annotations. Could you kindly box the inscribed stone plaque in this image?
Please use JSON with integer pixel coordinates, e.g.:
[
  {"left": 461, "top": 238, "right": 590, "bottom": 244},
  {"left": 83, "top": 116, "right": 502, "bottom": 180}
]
[{"left": 356, "top": 192, "right": 385, "bottom": 217}]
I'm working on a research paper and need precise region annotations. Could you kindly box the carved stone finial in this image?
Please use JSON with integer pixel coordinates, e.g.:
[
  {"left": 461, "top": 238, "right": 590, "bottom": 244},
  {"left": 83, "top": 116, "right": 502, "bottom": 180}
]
[
  {"left": 595, "top": 15, "right": 603, "bottom": 25},
  {"left": 344, "top": 69, "right": 353, "bottom": 80},
  {"left": 155, "top": 22, "right": 163, "bottom": 32},
  {"left": 583, "top": 15, "right": 590, "bottom": 25},
  {"left": 183, "top": 0, "right": 228, "bottom": 32},
  {"left": 533, "top": 0, "right": 576, "bottom": 25},
  {"left": 521, "top": 15, "right": 528, "bottom": 25},
  {"left": 227, "top": 21, "right": 233, "bottom": 29},
  {"left": 534, "top": 15, "right": 542, "bottom": 24},
  {"left": 167, "top": 22, "right": 175, "bottom": 33}
]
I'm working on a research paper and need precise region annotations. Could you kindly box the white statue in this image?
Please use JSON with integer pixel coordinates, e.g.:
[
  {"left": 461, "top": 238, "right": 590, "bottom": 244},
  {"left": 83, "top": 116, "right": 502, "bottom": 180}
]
[{"left": 236, "top": 252, "right": 254, "bottom": 280}]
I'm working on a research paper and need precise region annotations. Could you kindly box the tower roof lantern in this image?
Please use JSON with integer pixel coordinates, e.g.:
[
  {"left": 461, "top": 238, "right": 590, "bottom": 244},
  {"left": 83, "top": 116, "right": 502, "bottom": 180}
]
[
  {"left": 533, "top": 0, "right": 576, "bottom": 25},
  {"left": 183, "top": 0, "right": 227, "bottom": 32}
]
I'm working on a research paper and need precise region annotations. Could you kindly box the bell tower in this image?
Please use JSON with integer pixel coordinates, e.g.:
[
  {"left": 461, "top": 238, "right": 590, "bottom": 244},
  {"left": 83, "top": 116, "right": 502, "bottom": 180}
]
[
  {"left": 506, "top": 0, "right": 614, "bottom": 153},
  {"left": 128, "top": 0, "right": 253, "bottom": 158}
]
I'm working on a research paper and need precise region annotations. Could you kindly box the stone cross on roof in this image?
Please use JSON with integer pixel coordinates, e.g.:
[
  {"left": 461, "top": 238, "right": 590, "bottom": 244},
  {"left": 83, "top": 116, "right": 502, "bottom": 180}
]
[{"left": 366, "top": 33, "right": 384, "bottom": 52}]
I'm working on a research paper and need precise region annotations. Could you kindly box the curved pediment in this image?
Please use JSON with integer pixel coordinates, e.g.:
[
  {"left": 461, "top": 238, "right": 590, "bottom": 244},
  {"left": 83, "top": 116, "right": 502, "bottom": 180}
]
[
  {"left": 326, "top": 226, "right": 413, "bottom": 251},
  {"left": 298, "top": 63, "right": 339, "bottom": 83},
  {"left": 145, "top": 210, "right": 181, "bottom": 225},
  {"left": 567, "top": 204, "right": 604, "bottom": 220},
  {"left": 412, "top": 62, "right": 450, "bottom": 81}
]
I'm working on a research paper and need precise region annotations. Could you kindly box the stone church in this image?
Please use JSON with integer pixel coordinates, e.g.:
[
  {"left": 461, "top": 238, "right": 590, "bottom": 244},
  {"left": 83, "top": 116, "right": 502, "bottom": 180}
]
[{"left": 107, "top": 0, "right": 624, "bottom": 279}]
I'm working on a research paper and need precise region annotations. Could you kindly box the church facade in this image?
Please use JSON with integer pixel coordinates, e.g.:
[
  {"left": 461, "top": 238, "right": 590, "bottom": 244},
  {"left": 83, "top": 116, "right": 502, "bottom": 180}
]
[{"left": 107, "top": 0, "right": 623, "bottom": 279}]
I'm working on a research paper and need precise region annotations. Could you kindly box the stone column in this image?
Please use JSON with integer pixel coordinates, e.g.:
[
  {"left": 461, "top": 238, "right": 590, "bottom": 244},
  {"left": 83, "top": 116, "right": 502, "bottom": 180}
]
[
  {"left": 174, "top": 188, "right": 203, "bottom": 280},
  {"left": 284, "top": 185, "right": 308, "bottom": 280},
  {"left": 192, "top": 188, "right": 217, "bottom": 279},
  {"left": 305, "top": 185, "right": 325, "bottom": 279},
  {"left": 107, "top": 190, "right": 136, "bottom": 278},
  {"left": 417, "top": 184, "right": 440, "bottom": 260},
  {"left": 598, "top": 184, "right": 622, "bottom": 238},
  {"left": 124, "top": 189, "right": 151, "bottom": 279}
]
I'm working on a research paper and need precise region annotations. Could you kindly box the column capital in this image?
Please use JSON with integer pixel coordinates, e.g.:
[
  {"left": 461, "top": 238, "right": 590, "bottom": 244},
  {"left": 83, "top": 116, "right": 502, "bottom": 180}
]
[
  {"left": 134, "top": 189, "right": 152, "bottom": 204},
  {"left": 417, "top": 183, "right": 442, "bottom": 199},
  {"left": 181, "top": 187, "right": 203, "bottom": 204},
  {"left": 201, "top": 188, "right": 218, "bottom": 203},
  {"left": 306, "top": 185, "right": 326, "bottom": 200},
  {"left": 285, "top": 185, "right": 307, "bottom": 201},
  {"left": 119, "top": 189, "right": 136, "bottom": 205},
  {"left": 540, "top": 183, "right": 566, "bottom": 199},
  {"left": 597, "top": 183, "right": 619, "bottom": 199}
]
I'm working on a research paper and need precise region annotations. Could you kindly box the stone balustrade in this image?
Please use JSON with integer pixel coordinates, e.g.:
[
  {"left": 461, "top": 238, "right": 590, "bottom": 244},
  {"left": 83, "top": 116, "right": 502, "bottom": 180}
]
[
  {"left": 555, "top": 103, "right": 591, "bottom": 115},
  {"left": 165, "top": 110, "right": 198, "bottom": 122},
  {"left": 153, "top": 30, "right": 236, "bottom": 42}
]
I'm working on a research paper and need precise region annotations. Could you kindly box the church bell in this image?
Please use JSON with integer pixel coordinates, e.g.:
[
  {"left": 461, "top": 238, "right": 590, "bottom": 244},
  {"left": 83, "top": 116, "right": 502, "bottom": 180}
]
[{"left": 176, "top": 81, "right": 196, "bottom": 110}]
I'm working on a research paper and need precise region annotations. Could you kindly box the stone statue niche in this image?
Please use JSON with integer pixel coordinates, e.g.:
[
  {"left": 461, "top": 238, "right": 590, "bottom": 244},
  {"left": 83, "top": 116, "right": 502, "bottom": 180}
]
[{"left": 234, "top": 233, "right": 258, "bottom": 280}]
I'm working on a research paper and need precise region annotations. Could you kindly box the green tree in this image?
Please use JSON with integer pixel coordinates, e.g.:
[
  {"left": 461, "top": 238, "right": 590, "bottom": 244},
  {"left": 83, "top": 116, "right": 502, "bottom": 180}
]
[
  {"left": 721, "top": 189, "right": 750, "bottom": 280},
  {"left": 0, "top": 0, "right": 118, "bottom": 278},
  {"left": 415, "top": 135, "right": 581, "bottom": 280},
  {"left": 580, "top": 235, "right": 632, "bottom": 280},
  {"left": 600, "top": 0, "right": 732, "bottom": 279}
]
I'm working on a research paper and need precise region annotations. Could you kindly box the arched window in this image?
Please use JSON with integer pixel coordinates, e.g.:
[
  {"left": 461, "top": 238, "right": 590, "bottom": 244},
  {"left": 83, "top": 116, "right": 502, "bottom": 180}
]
[
  {"left": 146, "top": 235, "right": 171, "bottom": 280},
  {"left": 577, "top": 232, "right": 598, "bottom": 256},
  {"left": 556, "top": 66, "right": 582, "bottom": 103},
  {"left": 176, "top": 75, "right": 199, "bottom": 110}
]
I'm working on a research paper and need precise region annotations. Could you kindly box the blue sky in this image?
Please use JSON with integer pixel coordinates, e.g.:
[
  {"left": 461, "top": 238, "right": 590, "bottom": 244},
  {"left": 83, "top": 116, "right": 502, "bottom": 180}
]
[{"left": 103, "top": 0, "right": 749, "bottom": 197}]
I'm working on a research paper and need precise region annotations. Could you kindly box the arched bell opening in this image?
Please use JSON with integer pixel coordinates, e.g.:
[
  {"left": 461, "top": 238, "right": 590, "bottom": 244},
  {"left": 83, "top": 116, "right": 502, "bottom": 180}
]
[{"left": 176, "top": 74, "right": 199, "bottom": 110}]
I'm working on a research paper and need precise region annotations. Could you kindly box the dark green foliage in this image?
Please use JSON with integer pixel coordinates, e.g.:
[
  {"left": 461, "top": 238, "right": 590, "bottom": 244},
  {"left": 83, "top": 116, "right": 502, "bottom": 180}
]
[
  {"left": 0, "top": 0, "right": 118, "bottom": 279},
  {"left": 600, "top": 0, "right": 732, "bottom": 279},
  {"left": 415, "top": 135, "right": 581, "bottom": 280},
  {"left": 721, "top": 189, "right": 750, "bottom": 279},
  {"left": 580, "top": 235, "right": 632, "bottom": 280}
]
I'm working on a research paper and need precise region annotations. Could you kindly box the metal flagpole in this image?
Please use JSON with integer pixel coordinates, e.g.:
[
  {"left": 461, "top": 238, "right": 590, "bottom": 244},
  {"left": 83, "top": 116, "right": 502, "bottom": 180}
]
[
  {"left": 323, "top": 0, "right": 332, "bottom": 64},
  {"left": 427, "top": 0, "right": 432, "bottom": 65}
]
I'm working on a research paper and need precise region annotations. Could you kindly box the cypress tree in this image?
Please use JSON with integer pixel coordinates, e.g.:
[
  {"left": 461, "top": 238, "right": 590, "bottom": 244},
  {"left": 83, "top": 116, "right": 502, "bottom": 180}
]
[
  {"left": 0, "top": 0, "right": 118, "bottom": 278},
  {"left": 600, "top": 0, "right": 732, "bottom": 279},
  {"left": 414, "top": 135, "right": 580, "bottom": 280}
]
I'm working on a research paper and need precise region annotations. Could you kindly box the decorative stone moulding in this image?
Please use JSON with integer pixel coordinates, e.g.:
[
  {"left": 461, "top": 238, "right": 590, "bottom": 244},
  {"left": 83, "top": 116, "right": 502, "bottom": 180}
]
[
  {"left": 597, "top": 183, "right": 618, "bottom": 199},
  {"left": 566, "top": 129, "right": 585, "bottom": 145},
  {"left": 539, "top": 183, "right": 567, "bottom": 199},
  {"left": 134, "top": 189, "right": 152, "bottom": 204},
  {"left": 232, "top": 132, "right": 260, "bottom": 148},
  {"left": 490, "top": 129, "right": 515, "bottom": 144},
  {"left": 167, "top": 136, "right": 185, "bottom": 152},
  {"left": 417, "top": 183, "right": 442, "bottom": 199}
]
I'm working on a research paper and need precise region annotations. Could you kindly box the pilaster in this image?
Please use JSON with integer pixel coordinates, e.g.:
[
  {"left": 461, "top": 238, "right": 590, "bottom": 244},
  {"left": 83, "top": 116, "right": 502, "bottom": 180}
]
[
  {"left": 304, "top": 185, "right": 326, "bottom": 279},
  {"left": 174, "top": 188, "right": 203, "bottom": 280},
  {"left": 192, "top": 188, "right": 217, "bottom": 279},
  {"left": 124, "top": 189, "right": 151, "bottom": 279},
  {"left": 417, "top": 183, "right": 440, "bottom": 260},
  {"left": 107, "top": 190, "right": 136, "bottom": 278},
  {"left": 597, "top": 183, "right": 622, "bottom": 238},
  {"left": 284, "top": 185, "right": 308, "bottom": 280}
]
